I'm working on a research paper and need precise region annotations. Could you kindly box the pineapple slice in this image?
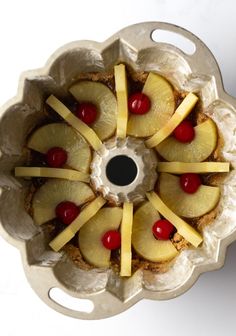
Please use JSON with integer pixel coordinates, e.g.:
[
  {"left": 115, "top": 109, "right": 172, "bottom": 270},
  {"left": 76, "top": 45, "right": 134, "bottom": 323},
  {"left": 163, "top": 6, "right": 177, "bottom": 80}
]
[
  {"left": 127, "top": 72, "right": 175, "bottom": 137},
  {"left": 156, "top": 119, "right": 217, "bottom": 162},
  {"left": 145, "top": 93, "right": 198, "bottom": 148},
  {"left": 114, "top": 64, "right": 128, "bottom": 138},
  {"left": 15, "top": 167, "right": 89, "bottom": 182},
  {"left": 79, "top": 207, "right": 122, "bottom": 268},
  {"left": 46, "top": 95, "right": 102, "bottom": 151},
  {"left": 32, "top": 180, "right": 95, "bottom": 225},
  {"left": 132, "top": 202, "right": 178, "bottom": 262},
  {"left": 50, "top": 196, "right": 106, "bottom": 252},
  {"left": 69, "top": 81, "right": 117, "bottom": 141},
  {"left": 27, "top": 123, "right": 91, "bottom": 173},
  {"left": 120, "top": 202, "right": 133, "bottom": 277},
  {"left": 157, "top": 162, "right": 230, "bottom": 174},
  {"left": 159, "top": 173, "right": 220, "bottom": 218},
  {"left": 146, "top": 191, "right": 203, "bottom": 247}
]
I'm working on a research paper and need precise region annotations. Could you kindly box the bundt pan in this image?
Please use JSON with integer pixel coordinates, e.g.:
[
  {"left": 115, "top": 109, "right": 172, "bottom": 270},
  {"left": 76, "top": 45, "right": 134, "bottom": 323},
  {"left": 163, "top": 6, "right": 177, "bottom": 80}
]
[{"left": 0, "top": 22, "right": 236, "bottom": 320}]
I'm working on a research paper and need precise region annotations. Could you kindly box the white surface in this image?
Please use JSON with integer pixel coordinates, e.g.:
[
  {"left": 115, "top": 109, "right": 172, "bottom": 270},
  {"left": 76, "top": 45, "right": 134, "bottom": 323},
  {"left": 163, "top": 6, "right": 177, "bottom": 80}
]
[{"left": 0, "top": 0, "right": 236, "bottom": 335}]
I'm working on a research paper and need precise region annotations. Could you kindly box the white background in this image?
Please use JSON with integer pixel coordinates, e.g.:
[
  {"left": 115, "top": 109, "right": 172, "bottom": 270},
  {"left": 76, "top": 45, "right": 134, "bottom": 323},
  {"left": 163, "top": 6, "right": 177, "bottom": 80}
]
[{"left": 0, "top": 0, "right": 236, "bottom": 335}]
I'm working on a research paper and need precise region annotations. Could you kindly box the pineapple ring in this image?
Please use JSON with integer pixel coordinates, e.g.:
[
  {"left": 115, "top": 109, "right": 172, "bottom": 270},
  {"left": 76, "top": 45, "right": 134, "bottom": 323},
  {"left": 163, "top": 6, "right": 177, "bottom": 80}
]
[
  {"left": 132, "top": 202, "right": 178, "bottom": 262},
  {"left": 15, "top": 64, "right": 230, "bottom": 276},
  {"left": 27, "top": 123, "right": 91, "bottom": 173},
  {"left": 69, "top": 80, "right": 118, "bottom": 141},
  {"left": 159, "top": 173, "right": 220, "bottom": 218},
  {"left": 127, "top": 72, "right": 176, "bottom": 137},
  {"left": 32, "top": 180, "right": 95, "bottom": 225},
  {"left": 156, "top": 119, "right": 218, "bottom": 162},
  {"left": 79, "top": 207, "right": 123, "bottom": 268}
]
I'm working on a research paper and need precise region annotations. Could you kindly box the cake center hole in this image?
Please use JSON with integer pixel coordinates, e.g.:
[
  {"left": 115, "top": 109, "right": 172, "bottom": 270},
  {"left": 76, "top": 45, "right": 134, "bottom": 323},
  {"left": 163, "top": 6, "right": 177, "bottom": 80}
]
[{"left": 106, "top": 155, "right": 138, "bottom": 186}]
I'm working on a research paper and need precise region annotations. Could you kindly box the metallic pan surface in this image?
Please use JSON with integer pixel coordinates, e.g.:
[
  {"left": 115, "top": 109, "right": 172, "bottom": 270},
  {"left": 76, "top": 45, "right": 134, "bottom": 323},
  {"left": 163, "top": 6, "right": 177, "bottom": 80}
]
[{"left": 0, "top": 22, "right": 236, "bottom": 320}]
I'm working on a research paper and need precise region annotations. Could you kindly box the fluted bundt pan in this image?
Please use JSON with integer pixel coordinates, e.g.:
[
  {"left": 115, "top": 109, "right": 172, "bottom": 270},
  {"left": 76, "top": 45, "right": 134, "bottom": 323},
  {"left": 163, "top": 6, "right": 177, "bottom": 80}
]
[{"left": 0, "top": 22, "right": 236, "bottom": 319}]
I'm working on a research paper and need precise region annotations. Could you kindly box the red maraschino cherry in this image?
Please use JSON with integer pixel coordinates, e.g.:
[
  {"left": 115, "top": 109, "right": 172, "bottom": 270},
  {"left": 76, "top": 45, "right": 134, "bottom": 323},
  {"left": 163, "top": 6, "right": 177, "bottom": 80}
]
[
  {"left": 102, "top": 230, "right": 121, "bottom": 250},
  {"left": 180, "top": 173, "right": 201, "bottom": 194},
  {"left": 46, "top": 147, "right": 67, "bottom": 168},
  {"left": 128, "top": 92, "right": 151, "bottom": 115},
  {"left": 75, "top": 102, "right": 97, "bottom": 124},
  {"left": 152, "top": 219, "right": 175, "bottom": 240},
  {"left": 55, "top": 201, "right": 80, "bottom": 225},
  {"left": 173, "top": 120, "right": 195, "bottom": 143}
]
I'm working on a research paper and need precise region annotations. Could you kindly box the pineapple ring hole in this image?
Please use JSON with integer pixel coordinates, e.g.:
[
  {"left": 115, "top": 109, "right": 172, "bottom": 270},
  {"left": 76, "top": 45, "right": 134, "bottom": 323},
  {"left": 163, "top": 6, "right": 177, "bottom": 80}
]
[
  {"left": 106, "top": 155, "right": 138, "bottom": 186},
  {"left": 151, "top": 29, "right": 196, "bottom": 55}
]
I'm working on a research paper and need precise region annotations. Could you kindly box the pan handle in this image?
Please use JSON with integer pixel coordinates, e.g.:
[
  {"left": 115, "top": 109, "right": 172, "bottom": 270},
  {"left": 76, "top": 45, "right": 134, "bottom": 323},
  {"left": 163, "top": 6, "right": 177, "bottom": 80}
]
[
  {"left": 112, "top": 22, "right": 222, "bottom": 83},
  {"left": 46, "top": 286, "right": 132, "bottom": 320},
  {"left": 24, "top": 264, "right": 141, "bottom": 320}
]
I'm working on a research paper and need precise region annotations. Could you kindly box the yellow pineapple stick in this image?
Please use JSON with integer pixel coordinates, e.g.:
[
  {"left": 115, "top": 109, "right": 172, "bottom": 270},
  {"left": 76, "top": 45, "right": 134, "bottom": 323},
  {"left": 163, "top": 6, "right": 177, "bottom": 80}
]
[
  {"left": 146, "top": 191, "right": 202, "bottom": 247},
  {"left": 50, "top": 196, "right": 106, "bottom": 252},
  {"left": 15, "top": 167, "right": 90, "bottom": 183},
  {"left": 145, "top": 93, "right": 198, "bottom": 148},
  {"left": 157, "top": 162, "right": 230, "bottom": 174},
  {"left": 46, "top": 95, "right": 103, "bottom": 151},
  {"left": 115, "top": 64, "right": 129, "bottom": 139},
  {"left": 120, "top": 202, "right": 133, "bottom": 277}
]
